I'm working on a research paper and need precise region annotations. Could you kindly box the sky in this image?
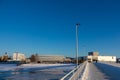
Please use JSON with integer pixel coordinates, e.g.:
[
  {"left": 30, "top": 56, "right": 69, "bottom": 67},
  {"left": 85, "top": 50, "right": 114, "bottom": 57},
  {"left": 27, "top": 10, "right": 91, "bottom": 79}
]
[{"left": 0, "top": 0, "right": 120, "bottom": 58}]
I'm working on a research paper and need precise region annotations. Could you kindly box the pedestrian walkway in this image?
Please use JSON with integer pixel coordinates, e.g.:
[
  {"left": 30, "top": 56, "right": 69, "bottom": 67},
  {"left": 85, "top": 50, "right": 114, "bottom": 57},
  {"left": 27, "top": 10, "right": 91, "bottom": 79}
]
[
  {"left": 94, "top": 62, "right": 120, "bottom": 80},
  {"left": 87, "top": 63, "right": 110, "bottom": 80},
  {"left": 60, "top": 62, "right": 120, "bottom": 80}
]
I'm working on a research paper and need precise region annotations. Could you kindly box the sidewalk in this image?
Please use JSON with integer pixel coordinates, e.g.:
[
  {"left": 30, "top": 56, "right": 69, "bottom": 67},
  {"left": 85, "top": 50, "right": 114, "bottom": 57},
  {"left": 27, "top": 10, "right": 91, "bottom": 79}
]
[{"left": 87, "top": 63, "right": 110, "bottom": 80}]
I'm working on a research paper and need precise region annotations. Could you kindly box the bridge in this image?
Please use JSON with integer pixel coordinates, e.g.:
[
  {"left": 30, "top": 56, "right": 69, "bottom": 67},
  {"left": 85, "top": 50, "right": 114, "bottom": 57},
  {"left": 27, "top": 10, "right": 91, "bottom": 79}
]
[{"left": 60, "top": 61, "right": 120, "bottom": 80}]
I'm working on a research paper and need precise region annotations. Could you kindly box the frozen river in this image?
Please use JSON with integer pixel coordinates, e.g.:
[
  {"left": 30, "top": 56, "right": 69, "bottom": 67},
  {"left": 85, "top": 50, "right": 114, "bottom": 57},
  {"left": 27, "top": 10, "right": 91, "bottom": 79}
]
[{"left": 0, "top": 64, "right": 75, "bottom": 80}]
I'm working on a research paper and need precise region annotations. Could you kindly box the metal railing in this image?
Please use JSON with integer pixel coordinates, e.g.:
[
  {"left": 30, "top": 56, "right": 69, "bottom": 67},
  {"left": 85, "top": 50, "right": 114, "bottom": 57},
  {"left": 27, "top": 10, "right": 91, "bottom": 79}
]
[
  {"left": 80, "top": 62, "right": 89, "bottom": 80},
  {"left": 60, "top": 61, "right": 87, "bottom": 80}
]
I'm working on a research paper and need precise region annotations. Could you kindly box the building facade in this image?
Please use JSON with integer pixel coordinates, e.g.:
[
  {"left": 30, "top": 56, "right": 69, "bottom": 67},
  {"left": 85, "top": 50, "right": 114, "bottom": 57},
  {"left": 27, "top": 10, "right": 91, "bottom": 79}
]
[
  {"left": 98, "top": 56, "right": 116, "bottom": 62},
  {"left": 88, "top": 52, "right": 99, "bottom": 56},
  {"left": 87, "top": 52, "right": 116, "bottom": 62},
  {"left": 36, "top": 55, "right": 65, "bottom": 63},
  {"left": 13, "top": 53, "right": 26, "bottom": 61}
]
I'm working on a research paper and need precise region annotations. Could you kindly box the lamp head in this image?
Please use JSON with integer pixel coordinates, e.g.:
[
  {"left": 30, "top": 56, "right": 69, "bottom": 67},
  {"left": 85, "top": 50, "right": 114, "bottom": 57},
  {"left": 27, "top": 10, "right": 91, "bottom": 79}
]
[{"left": 76, "top": 23, "right": 80, "bottom": 26}]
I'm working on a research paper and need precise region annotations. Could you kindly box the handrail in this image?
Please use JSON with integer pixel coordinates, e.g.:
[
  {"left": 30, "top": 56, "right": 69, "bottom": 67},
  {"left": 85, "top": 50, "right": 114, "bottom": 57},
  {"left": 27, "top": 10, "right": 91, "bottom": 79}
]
[
  {"left": 60, "top": 66, "right": 77, "bottom": 80},
  {"left": 80, "top": 62, "right": 89, "bottom": 80},
  {"left": 60, "top": 63, "right": 82, "bottom": 80},
  {"left": 69, "top": 62, "right": 87, "bottom": 80},
  {"left": 60, "top": 61, "right": 87, "bottom": 80}
]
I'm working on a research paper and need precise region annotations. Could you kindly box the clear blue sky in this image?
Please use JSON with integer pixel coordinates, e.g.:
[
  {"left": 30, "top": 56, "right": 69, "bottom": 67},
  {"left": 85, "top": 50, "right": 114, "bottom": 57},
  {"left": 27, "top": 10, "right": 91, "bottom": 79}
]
[{"left": 0, "top": 0, "right": 120, "bottom": 58}]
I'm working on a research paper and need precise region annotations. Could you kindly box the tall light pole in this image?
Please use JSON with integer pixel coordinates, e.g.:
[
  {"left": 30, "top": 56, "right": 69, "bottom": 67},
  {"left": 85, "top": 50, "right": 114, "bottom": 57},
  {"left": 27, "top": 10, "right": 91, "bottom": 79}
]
[{"left": 76, "top": 23, "right": 80, "bottom": 68}]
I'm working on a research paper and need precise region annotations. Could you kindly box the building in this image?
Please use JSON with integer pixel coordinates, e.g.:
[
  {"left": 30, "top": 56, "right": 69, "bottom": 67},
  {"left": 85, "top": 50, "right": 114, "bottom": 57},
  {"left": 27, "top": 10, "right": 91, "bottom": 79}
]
[
  {"left": 64, "top": 57, "right": 72, "bottom": 63},
  {"left": 78, "top": 56, "right": 87, "bottom": 63},
  {"left": 34, "top": 55, "right": 65, "bottom": 63},
  {"left": 88, "top": 52, "right": 99, "bottom": 56},
  {"left": 116, "top": 58, "right": 120, "bottom": 63},
  {"left": 1, "top": 52, "right": 8, "bottom": 62},
  {"left": 13, "top": 52, "right": 26, "bottom": 61},
  {"left": 87, "top": 52, "right": 116, "bottom": 62},
  {"left": 98, "top": 56, "right": 116, "bottom": 62},
  {"left": 87, "top": 56, "right": 93, "bottom": 62},
  {"left": 87, "top": 52, "right": 99, "bottom": 62}
]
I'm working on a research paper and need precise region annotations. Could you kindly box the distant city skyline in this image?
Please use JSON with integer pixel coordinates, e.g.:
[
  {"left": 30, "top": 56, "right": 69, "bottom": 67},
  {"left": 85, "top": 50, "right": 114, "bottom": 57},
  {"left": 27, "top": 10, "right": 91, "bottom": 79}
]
[{"left": 0, "top": 0, "right": 120, "bottom": 57}]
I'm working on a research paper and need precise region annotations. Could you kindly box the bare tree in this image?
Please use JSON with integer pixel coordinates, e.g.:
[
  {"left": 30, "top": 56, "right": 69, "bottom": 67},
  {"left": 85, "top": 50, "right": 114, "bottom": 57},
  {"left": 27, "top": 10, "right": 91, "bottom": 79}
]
[{"left": 30, "top": 54, "right": 37, "bottom": 62}]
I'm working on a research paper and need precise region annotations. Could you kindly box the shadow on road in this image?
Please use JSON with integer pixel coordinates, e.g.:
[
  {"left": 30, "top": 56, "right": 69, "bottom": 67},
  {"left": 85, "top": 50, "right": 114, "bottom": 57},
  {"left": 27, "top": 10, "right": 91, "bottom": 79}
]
[{"left": 94, "top": 63, "right": 120, "bottom": 80}]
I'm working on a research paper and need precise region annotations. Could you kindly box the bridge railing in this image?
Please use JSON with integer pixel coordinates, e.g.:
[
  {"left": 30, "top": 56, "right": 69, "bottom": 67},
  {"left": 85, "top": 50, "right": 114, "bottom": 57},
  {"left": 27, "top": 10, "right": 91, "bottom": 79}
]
[{"left": 60, "top": 61, "right": 87, "bottom": 80}]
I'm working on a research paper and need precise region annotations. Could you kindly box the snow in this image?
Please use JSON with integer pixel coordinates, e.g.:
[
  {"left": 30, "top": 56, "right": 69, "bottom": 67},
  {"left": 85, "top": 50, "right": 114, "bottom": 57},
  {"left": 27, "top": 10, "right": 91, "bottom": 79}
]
[
  {"left": 0, "top": 63, "right": 75, "bottom": 80},
  {"left": 2, "top": 62, "right": 120, "bottom": 80},
  {"left": 0, "top": 63, "right": 75, "bottom": 72},
  {"left": 87, "top": 63, "right": 110, "bottom": 80},
  {"left": 0, "top": 64, "right": 17, "bottom": 71}
]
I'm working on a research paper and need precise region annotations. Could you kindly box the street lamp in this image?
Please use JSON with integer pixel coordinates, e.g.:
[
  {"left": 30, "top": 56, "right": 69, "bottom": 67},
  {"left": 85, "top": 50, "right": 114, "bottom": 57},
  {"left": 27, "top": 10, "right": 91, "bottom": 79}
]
[{"left": 76, "top": 23, "right": 80, "bottom": 68}]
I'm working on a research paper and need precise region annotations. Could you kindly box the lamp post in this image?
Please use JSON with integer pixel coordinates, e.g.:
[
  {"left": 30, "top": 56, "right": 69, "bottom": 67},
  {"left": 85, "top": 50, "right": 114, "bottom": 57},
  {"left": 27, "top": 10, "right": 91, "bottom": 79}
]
[{"left": 76, "top": 23, "right": 80, "bottom": 68}]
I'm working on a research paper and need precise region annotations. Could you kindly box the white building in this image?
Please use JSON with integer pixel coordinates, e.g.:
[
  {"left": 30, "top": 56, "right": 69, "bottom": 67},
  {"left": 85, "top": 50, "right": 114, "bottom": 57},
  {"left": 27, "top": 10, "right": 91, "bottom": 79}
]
[
  {"left": 87, "top": 52, "right": 116, "bottom": 62},
  {"left": 87, "top": 56, "right": 116, "bottom": 62},
  {"left": 13, "top": 53, "right": 26, "bottom": 61},
  {"left": 98, "top": 56, "right": 116, "bottom": 62}
]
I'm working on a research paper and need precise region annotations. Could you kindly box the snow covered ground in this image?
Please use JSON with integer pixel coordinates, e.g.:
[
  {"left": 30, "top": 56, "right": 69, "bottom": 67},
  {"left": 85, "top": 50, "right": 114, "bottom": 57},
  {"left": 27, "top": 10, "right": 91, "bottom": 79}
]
[
  {"left": 0, "top": 63, "right": 75, "bottom": 72},
  {"left": 2, "top": 62, "right": 120, "bottom": 80},
  {"left": 0, "top": 63, "right": 75, "bottom": 80}
]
